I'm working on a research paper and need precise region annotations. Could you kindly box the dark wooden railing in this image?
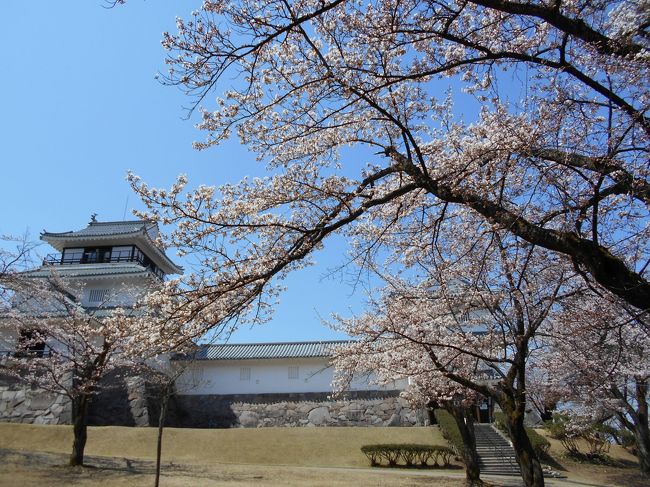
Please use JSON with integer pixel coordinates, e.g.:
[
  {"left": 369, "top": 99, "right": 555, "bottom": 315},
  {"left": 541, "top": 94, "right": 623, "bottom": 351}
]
[{"left": 42, "top": 254, "right": 164, "bottom": 280}]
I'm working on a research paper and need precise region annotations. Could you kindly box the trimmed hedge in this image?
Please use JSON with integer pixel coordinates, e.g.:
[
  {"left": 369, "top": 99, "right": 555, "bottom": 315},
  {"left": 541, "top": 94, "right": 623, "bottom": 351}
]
[
  {"left": 433, "top": 409, "right": 464, "bottom": 455},
  {"left": 493, "top": 411, "right": 551, "bottom": 458},
  {"left": 360, "top": 444, "right": 454, "bottom": 467}
]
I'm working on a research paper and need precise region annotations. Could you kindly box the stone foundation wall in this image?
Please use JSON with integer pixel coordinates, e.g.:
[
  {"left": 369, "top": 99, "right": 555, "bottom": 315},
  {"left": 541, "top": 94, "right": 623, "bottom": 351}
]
[
  {"left": 173, "top": 391, "right": 427, "bottom": 428},
  {"left": 0, "top": 387, "right": 71, "bottom": 425},
  {"left": 0, "top": 365, "right": 72, "bottom": 425},
  {"left": 0, "top": 365, "right": 160, "bottom": 427},
  {"left": 1, "top": 363, "right": 423, "bottom": 429}
]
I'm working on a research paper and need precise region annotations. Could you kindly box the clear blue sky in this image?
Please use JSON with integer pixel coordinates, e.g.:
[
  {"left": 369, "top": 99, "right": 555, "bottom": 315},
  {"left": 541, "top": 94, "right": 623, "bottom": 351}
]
[{"left": 0, "top": 1, "right": 365, "bottom": 343}]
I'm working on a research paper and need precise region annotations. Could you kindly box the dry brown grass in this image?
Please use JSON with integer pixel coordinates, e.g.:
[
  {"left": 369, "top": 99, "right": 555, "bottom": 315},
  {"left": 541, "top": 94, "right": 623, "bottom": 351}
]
[
  {"left": 0, "top": 449, "right": 466, "bottom": 487},
  {"left": 533, "top": 428, "right": 646, "bottom": 487},
  {"left": 0, "top": 423, "right": 447, "bottom": 468},
  {"left": 0, "top": 423, "right": 646, "bottom": 487}
]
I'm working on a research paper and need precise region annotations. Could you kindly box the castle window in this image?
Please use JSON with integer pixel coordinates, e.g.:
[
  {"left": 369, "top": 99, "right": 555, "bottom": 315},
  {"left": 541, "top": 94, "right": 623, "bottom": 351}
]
[
  {"left": 61, "top": 248, "right": 84, "bottom": 264},
  {"left": 240, "top": 367, "right": 251, "bottom": 381},
  {"left": 288, "top": 366, "right": 299, "bottom": 380}
]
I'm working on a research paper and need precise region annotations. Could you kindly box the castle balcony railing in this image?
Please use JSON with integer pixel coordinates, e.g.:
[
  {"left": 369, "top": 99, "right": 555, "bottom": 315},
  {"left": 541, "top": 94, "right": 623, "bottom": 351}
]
[{"left": 42, "top": 253, "right": 165, "bottom": 280}]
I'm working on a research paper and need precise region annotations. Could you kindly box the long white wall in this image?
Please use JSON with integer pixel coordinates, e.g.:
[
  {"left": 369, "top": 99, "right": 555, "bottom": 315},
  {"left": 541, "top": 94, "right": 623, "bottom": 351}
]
[{"left": 175, "top": 358, "right": 406, "bottom": 395}]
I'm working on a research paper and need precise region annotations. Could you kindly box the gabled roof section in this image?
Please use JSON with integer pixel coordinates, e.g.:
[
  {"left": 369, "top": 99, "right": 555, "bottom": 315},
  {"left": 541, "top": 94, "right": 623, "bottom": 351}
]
[
  {"left": 41, "top": 219, "right": 182, "bottom": 275},
  {"left": 186, "top": 340, "right": 353, "bottom": 361}
]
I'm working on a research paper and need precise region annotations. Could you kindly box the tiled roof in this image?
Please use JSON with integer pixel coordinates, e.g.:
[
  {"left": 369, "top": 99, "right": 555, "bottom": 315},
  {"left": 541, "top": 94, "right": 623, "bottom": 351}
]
[
  {"left": 189, "top": 340, "right": 353, "bottom": 361},
  {"left": 40, "top": 220, "right": 182, "bottom": 275},
  {"left": 24, "top": 263, "right": 157, "bottom": 280},
  {"left": 41, "top": 220, "right": 154, "bottom": 239}
]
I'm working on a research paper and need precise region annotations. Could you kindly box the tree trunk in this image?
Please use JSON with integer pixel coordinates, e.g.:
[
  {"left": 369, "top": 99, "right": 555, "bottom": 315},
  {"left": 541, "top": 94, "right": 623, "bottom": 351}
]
[
  {"left": 502, "top": 408, "right": 545, "bottom": 487},
  {"left": 154, "top": 389, "right": 170, "bottom": 487},
  {"left": 633, "top": 420, "right": 650, "bottom": 477},
  {"left": 447, "top": 403, "right": 482, "bottom": 486},
  {"left": 69, "top": 394, "right": 90, "bottom": 466}
]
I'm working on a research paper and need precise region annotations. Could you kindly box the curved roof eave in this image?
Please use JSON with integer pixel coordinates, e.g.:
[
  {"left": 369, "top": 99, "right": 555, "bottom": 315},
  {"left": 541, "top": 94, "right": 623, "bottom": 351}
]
[{"left": 41, "top": 229, "right": 183, "bottom": 275}]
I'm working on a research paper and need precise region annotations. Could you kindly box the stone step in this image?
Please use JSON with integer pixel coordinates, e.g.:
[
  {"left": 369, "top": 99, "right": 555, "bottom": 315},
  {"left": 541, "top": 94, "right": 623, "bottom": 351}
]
[{"left": 473, "top": 424, "right": 521, "bottom": 476}]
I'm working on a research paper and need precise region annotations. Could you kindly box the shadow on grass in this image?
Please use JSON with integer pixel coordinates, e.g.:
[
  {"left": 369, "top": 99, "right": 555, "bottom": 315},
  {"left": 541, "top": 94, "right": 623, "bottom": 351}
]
[
  {"left": 0, "top": 448, "right": 193, "bottom": 482},
  {"left": 538, "top": 452, "right": 567, "bottom": 472}
]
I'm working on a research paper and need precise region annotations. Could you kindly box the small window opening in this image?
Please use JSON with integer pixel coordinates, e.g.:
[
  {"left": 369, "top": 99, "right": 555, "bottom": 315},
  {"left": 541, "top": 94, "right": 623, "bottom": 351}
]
[
  {"left": 240, "top": 367, "right": 251, "bottom": 381},
  {"left": 288, "top": 366, "right": 299, "bottom": 380}
]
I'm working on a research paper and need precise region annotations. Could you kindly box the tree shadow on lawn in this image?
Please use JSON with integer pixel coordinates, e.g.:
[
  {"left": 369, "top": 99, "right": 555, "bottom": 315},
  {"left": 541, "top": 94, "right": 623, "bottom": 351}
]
[{"left": 0, "top": 448, "right": 189, "bottom": 482}]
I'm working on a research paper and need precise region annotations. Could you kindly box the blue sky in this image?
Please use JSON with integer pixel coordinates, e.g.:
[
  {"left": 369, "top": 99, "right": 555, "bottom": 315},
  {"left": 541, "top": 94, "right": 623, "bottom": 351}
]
[{"left": 0, "top": 1, "right": 365, "bottom": 343}]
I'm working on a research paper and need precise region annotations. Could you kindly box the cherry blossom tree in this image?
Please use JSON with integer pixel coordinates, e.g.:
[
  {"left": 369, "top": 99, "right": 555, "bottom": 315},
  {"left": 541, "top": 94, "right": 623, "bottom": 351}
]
[
  {"left": 328, "top": 214, "right": 578, "bottom": 486},
  {"left": 130, "top": 0, "right": 647, "bottom": 309},
  {"left": 119, "top": 2, "right": 647, "bottom": 484},
  {"left": 543, "top": 289, "right": 650, "bottom": 475},
  {"left": 0, "top": 274, "right": 188, "bottom": 466},
  {"left": 0, "top": 234, "right": 37, "bottom": 302},
  {"left": 333, "top": 337, "right": 484, "bottom": 484}
]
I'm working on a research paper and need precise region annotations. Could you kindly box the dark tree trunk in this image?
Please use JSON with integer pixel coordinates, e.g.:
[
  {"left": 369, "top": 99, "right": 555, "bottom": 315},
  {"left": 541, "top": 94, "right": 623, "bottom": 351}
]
[
  {"left": 69, "top": 394, "right": 90, "bottom": 466},
  {"left": 502, "top": 408, "right": 545, "bottom": 487},
  {"left": 154, "top": 389, "right": 170, "bottom": 487},
  {"left": 636, "top": 423, "right": 650, "bottom": 477},
  {"left": 539, "top": 406, "right": 554, "bottom": 422},
  {"left": 447, "top": 403, "right": 482, "bottom": 486},
  {"left": 633, "top": 379, "right": 650, "bottom": 477}
]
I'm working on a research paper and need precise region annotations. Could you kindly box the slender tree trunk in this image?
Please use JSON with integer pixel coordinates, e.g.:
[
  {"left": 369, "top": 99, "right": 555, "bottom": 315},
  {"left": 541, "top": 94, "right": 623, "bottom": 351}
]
[
  {"left": 69, "top": 394, "right": 90, "bottom": 466},
  {"left": 447, "top": 403, "right": 482, "bottom": 486},
  {"left": 154, "top": 387, "right": 170, "bottom": 487},
  {"left": 502, "top": 407, "right": 545, "bottom": 487}
]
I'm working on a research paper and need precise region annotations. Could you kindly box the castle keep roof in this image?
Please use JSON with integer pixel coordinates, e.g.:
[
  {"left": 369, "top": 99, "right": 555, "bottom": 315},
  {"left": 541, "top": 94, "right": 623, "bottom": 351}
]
[{"left": 41, "top": 220, "right": 182, "bottom": 275}]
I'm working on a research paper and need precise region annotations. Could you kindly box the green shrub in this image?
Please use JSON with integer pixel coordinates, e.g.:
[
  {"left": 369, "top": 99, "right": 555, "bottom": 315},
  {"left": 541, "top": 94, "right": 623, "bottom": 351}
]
[
  {"left": 434, "top": 409, "right": 464, "bottom": 455},
  {"left": 360, "top": 444, "right": 454, "bottom": 468},
  {"left": 527, "top": 428, "right": 551, "bottom": 458}
]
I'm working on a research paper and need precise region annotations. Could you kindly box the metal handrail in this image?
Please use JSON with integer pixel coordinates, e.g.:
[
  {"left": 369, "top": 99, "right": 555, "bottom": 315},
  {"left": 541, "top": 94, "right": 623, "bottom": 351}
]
[{"left": 476, "top": 424, "right": 520, "bottom": 472}]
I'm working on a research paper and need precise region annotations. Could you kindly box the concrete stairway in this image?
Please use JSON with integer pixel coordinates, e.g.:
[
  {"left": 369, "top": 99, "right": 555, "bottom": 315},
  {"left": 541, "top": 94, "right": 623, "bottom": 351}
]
[{"left": 474, "top": 423, "right": 521, "bottom": 476}]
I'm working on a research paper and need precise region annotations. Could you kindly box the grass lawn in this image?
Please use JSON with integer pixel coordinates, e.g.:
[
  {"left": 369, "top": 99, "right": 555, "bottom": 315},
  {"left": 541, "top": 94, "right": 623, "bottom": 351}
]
[
  {"left": 0, "top": 423, "right": 466, "bottom": 487},
  {"left": 0, "top": 423, "right": 647, "bottom": 487},
  {"left": 0, "top": 423, "right": 447, "bottom": 468}
]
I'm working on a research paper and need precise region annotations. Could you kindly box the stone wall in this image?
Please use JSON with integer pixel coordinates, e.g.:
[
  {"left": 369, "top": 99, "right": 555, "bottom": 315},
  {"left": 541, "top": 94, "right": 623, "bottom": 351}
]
[
  {"left": 0, "top": 365, "right": 161, "bottom": 427},
  {"left": 87, "top": 373, "right": 153, "bottom": 427},
  {"left": 0, "top": 369, "right": 71, "bottom": 424},
  {"left": 173, "top": 391, "right": 427, "bottom": 428},
  {"left": 1, "top": 362, "right": 424, "bottom": 429},
  {"left": 0, "top": 387, "right": 71, "bottom": 425}
]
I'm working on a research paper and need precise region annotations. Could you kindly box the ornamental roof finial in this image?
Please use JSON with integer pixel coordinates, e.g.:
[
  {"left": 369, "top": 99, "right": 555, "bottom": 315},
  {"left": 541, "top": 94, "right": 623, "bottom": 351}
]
[{"left": 90, "top": 213, "right": 98, "bottom": 223}]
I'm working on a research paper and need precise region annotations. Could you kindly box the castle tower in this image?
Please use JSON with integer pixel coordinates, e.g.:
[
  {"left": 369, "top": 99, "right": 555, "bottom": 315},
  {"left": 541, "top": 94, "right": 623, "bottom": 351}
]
[
  {"left": 33, "top": 218, "right": 182, "bottom": 308},
  {"left": 0, "top": 219, "right": 182, "bottom": 425}
]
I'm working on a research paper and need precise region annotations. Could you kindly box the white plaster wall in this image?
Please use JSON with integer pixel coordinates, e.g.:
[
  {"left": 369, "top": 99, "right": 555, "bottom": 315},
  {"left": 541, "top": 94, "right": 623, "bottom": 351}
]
[
  {"left": 80, "top": 277, "right": 152, "bottom": 307},
  {"left": 175, "top": 358, "right": 407, "bottom": 395}
]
